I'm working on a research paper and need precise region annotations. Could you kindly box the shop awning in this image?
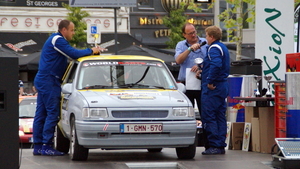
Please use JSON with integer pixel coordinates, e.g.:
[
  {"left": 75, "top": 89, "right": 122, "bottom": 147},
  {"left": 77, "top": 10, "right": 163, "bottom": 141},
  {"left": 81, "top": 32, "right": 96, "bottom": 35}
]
[
  {"left": 15, "top": 33, "right": 145, "bottom": 70},
  {"left": 0, "top": 32, "right": 49, "bottom": 55}
]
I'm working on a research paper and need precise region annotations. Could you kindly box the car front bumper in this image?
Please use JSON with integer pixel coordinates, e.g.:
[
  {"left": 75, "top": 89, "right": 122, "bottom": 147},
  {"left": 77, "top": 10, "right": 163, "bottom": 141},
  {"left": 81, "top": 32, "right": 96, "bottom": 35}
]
[
  {"left": 19, "top": 134, "right": 33, "bottom": 143},
  {"left": 75, "top": 120, "right": 197, "bottom": 149}
]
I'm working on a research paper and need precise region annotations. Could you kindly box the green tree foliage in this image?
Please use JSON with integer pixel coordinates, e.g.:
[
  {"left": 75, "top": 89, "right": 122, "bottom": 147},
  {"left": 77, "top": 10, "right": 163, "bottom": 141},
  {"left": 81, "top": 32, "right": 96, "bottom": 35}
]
[
  {"left": 63, "top": 3, "right": 90, "bottom": 48},
  {"left": 162, "top": 2, "right": 209, "bottom": 49},
  {"left": 219, "top": 0, "right": 299, "bottom": 61},
  {"left": 162, "top": 3, "right": 187, "bottom": 49},
  {"left": 296, "top": 0, "right": 300, "bottom": 7},
  {"left": 218, "top": 0, "right": 255, "bottom": 61}
]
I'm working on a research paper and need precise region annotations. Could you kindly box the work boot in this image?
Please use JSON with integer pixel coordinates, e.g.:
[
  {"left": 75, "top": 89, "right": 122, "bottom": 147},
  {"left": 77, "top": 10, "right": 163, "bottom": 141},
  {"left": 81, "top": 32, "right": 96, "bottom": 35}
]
[
  {"left": 33, "top": 144, "right": 42, "bottom": 155},
  {"left": 41, "top": 144, "right": 64, "bottom": 156}
]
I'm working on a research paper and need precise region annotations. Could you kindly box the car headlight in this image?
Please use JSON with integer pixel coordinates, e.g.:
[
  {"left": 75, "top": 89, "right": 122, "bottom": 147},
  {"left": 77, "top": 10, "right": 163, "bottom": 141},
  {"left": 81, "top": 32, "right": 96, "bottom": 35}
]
[
  {"left": 173, "top": 107, "right": 194, "bottom": 117},
  {"left": 82, "top": 108, "right": 108, "bottom": 119},
  {"left": 19, "top": 130, "right": 25, "bottom": 136}
]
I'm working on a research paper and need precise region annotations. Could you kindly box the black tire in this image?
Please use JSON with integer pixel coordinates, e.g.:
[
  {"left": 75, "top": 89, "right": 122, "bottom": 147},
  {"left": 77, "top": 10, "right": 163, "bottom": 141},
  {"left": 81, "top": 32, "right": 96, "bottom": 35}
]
[
  {"left": 70, "top": 117, "right": 89, "bottom": 161},
  {"left": 55, "top": 125, "right": 70, "bottom": 154},
  {"left": 176, "top": 134, "right": 197, "bottom": 159},
  {"left": 147, "top": 148, "right": 163, "bottom": 153}
]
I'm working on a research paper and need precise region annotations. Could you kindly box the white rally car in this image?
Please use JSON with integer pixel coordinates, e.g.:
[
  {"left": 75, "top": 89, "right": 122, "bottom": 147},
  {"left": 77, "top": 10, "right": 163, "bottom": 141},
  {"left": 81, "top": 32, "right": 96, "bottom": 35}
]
[{"left": 56, "top": 55, "right": 197, "bottom": 161}]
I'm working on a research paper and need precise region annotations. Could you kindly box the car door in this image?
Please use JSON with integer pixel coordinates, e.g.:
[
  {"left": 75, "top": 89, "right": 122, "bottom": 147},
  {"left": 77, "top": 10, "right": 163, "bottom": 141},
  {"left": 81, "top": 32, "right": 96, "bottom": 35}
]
[{"left": 60, "top": 60, "right": 78, "bottom": 137}]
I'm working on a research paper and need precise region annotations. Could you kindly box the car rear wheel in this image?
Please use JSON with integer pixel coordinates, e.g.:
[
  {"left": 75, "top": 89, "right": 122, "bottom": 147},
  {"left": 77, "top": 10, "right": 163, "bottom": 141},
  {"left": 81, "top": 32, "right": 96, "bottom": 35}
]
[
  {"left": 55, "top": 125, "right": 70, "bottom": 154},
  {"left": 176, "top": 134, "right": 197, "bottom": 159},
  {"left": 147, "top": 148, "right": 163, "bottom": 153},
  {"left": 70, "top": 116, "right": 89, "bottom": 161}
]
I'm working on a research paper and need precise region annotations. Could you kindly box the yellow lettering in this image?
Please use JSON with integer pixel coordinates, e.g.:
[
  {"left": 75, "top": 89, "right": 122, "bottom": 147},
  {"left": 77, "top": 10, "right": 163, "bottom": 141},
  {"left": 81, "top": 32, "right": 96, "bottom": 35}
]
[
  {"left": 159, "top": 29, "right": 164, "bottom": 36},
  {"left": 140, "top": 18, "right": 145, "bottom": 25},
  {"left": 154, "top": 30, "right": 159, "bottom": 38},
  {"left": 167, "top": 29, "right": 171, "bottom": 36}
]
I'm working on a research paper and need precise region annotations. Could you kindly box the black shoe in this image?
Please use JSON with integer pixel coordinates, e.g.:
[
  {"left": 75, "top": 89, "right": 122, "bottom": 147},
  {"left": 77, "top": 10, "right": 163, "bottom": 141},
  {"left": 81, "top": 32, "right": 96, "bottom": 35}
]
[
  {"left": 220, "top": 148, "right": 226, "bottom": 154},
  {"left": 202, "top": 147, "right": 225, "bottom": 155}
]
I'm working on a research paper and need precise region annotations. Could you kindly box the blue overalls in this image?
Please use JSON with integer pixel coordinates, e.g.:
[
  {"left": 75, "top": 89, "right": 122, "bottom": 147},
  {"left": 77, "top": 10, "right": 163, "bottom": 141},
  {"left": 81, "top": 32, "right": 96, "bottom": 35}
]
[
  {"left": 201, "top": 40, "right": 230, "bottom": 148},
  {"left": 33, "top": 32, "right": 92, "bottom": 145}
]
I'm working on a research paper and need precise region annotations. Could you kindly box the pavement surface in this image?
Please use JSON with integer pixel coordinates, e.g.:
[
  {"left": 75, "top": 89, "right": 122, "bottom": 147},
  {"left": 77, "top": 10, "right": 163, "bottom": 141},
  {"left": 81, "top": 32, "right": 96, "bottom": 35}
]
[{"left": 19, "top": 147, "right": 277, "bottom": 169}]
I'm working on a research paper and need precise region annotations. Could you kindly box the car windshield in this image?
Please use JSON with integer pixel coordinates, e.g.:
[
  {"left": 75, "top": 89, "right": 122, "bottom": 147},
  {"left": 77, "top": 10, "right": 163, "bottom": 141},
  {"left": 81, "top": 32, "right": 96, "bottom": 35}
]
[
  {"left": 19, "top": 99, "right": 36, "bottom": 118},
  {"left": 77, "top": 60, "right": 177, "bottom": 90}
]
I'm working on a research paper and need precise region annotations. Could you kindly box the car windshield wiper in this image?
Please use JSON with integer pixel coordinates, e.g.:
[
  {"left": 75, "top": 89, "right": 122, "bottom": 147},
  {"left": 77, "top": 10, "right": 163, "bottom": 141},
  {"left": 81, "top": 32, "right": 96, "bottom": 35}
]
[
  {"left": 119, "top": 83, "right": 150, "bottom": 88},
  {"left": 82, "top": 85, "right": 111, "bottom": 89},
  {"left": 119, "top": 83, "right": 165, "bottom": 89}
]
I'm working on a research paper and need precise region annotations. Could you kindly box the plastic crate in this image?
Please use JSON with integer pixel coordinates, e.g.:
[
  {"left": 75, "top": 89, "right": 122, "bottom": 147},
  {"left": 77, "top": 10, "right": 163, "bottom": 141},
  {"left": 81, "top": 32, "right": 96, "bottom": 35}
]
[{"left": 274, "top": 82, "right": 287, "bottom": 138}]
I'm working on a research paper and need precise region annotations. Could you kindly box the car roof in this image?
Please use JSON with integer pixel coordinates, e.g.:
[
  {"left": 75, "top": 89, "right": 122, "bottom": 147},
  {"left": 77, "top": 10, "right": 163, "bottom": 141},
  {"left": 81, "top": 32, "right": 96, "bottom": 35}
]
[{"left": 77, "top": 55, "right": 165, "bottom": 62}]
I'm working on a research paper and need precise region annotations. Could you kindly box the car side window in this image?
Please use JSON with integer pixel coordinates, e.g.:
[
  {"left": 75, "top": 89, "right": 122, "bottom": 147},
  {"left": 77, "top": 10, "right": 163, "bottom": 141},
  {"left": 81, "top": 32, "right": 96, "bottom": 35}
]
[{"left": 67, "top": 64, "right": 77, "bottom": 83}]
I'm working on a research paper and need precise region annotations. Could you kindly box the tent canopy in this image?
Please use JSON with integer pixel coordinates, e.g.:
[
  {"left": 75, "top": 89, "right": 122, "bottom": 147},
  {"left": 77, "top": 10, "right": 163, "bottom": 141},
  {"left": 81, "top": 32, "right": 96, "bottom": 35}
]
[
  {"left": 0, "top": 46, "right": 22, "bottom": 58},
  {"left": 18, "top": 51, "right": 40, "bottom": 70},
  {"left": 17, "top": 44, "right": 181, "bottom": 72}
]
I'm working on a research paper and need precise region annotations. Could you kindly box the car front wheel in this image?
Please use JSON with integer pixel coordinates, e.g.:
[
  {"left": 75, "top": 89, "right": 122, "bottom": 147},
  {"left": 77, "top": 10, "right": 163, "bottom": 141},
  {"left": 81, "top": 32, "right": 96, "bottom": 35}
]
[
  {"left": 70, "top": 116, "right": 89, "bottom": 161},
  {"left": 176, "top": 134, "right": 197, "bottom": 159}
]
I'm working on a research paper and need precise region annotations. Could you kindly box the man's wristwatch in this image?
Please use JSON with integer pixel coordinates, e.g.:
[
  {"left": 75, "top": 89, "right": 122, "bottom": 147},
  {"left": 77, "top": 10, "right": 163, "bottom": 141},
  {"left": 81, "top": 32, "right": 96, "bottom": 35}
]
[{"left": 187, "top": 47, "right": 192, "bottom": 51}]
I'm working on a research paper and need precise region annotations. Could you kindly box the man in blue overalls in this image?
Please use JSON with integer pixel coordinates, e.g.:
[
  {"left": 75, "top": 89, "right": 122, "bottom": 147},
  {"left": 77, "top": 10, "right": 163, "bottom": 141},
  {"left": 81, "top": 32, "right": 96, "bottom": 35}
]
[
  {"left": 201, "top": 26, "right": 230, "bottom": 155},
  {"left": 33, "top": 20, "right": 103, "bottom": 156}
]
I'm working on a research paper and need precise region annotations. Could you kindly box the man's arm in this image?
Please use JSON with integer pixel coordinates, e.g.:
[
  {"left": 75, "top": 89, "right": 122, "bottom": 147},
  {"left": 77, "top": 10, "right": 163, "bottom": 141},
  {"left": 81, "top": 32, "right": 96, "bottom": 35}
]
[
  {"left": 176, "top": 49, "right": 191, "bottom": 64},
  {"left": 175, "top": 43, "right": 200, "bottom": 64},
  {"left": 54, "top": 37, "right": 95, "bottom": 59}
]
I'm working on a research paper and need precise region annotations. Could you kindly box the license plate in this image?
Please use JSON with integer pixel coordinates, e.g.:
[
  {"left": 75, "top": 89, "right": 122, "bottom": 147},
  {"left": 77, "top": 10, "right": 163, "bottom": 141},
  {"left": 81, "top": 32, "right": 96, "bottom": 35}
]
[{"left": 120, "top": 123, "right": 163, "bottom": 133}]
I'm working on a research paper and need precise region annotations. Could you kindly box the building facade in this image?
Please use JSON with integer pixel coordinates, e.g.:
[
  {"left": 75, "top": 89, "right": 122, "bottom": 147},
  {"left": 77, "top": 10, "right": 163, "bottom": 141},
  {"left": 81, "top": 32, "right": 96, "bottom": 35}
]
[
  {"left": 130, "top": 0, "right": 214, "bottom": 48},
  {"left": 0, "top": 0, "right": 255, "bottom": 94}
]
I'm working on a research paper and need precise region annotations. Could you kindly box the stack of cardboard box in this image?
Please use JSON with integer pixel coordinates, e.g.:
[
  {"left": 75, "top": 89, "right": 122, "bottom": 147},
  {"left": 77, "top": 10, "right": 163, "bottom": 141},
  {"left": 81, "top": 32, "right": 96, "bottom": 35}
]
[{"left": 229, "top": 106, "right": 275, "bottom": 153}]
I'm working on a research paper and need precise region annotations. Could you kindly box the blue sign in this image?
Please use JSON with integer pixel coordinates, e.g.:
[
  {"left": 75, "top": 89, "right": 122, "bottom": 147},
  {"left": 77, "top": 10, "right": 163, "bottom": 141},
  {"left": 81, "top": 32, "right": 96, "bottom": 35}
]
[{"left": 91, "top": 26, "right": 97, "bottom": 34}]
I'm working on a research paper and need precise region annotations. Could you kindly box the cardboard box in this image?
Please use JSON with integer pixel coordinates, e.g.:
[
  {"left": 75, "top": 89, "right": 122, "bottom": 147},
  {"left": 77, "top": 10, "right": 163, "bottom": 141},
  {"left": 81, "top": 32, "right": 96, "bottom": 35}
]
[
  {"left": 259, "top": 107, "right": 275, "bottom": 153},
  {"left": 230, "top": 122, "right": 245, "bottom": 150},
  {"left": 245, "top": 106, "right": 259, "bottom": 123},
  {"left": 251, "top": 117, "right": 260, "bottom": 152}
]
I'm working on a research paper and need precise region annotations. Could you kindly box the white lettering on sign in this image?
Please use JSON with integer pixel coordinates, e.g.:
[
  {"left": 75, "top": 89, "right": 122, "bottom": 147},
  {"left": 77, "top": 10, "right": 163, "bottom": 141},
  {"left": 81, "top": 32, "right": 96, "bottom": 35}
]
[
  {"left": 26, "top": 0, "right": 59, "bottom": 7},
  {"left": 15, "top": 39, "right": 37, "bottom": 49}
]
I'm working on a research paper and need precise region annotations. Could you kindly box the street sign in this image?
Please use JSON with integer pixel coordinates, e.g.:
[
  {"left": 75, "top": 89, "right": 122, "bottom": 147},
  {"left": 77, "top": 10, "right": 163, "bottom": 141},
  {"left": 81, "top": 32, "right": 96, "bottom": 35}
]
[
  {"left": 70, "top": 0, "right": 137, "bottom": 7},
  {"left": 87, "top": 24, "right": 101, "bottom": 45}
]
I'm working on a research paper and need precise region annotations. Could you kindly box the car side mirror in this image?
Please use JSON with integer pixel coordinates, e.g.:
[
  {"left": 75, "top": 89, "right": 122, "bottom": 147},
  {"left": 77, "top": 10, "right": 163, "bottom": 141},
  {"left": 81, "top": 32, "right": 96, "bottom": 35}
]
[
  {"left": 62, "top": 83, "right": 72, "bottom": 94},
  {"left": 176, "top": 82, "right": 186, "bottom": 93}
]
